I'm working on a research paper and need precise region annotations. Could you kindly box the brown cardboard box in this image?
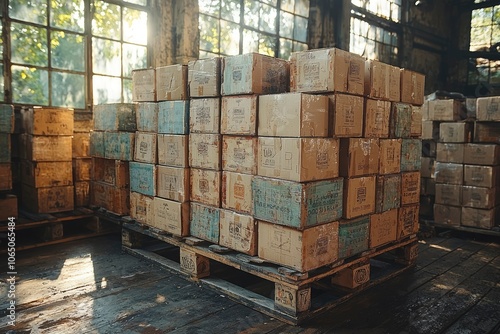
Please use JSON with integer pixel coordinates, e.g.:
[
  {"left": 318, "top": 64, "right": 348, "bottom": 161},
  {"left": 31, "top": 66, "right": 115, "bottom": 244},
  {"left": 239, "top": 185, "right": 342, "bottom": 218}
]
[
  {"left": 136, "top": 102, "right": 158, "bottom": 132},
  {"left": 152, "top": 197, "right": 190, "bottom": 236},
  {"left": 461, "top": 207, "right": 500, "bottom": 229},
  {"left": 73, "top": 157, "right": 91, "bottom": 181},
  {"left": 156, "top": 166, "right": 190, "bottom": 203},
  {"left": 439, "top": 122, "right": 472, "bottom": 143},
  {"left": 222, "top": 136, "right": 258, "bottom": 174},
  {"left": 190, "top": 168, "right": 221, "bottom": 207},
  {"left": 369, "top": 209, "right": 398, "bottom": 248},
  {"left": 462, "top": 186, "right": 499, "bottom": 209},
  {"left": 428, "top": 99, "right": 463, "bottom": 121},
  {"left": 364, "top": 60, "right": 390, "bottom": 100},
  {"left": 422, "top": 100, "right": 430, "bottom": 120},
  {"left": 388, "top": 65, "right": 402, "bottom": 102},
  {"left": 331, "top": 263, "right": 370, "bottom": 289},
  {"left": 436, "top": 143, "right": 465, "bottom": 163},
  {"left": 411, "top": 105, "right": 423, "bottom": 137},
  {"left": 189, "top": 97, "right": 221, "bottom": 134},
  {"left": 422, "top": 121, "right": 440, "bottom": 140},
  {"left": 90, "top": 181, "right": 129, "bottom": 215},
  {"left": 157, "top": 134, "right": 189, "bottom": 167},
  {"left": 74, "top": 181, "right": 90, "bottom": 207},
  {"left": 0, "top": 195, "right": 18, "bottom": 221},
  {"left": 132, "top": 68, "right": 156, "bottom": 102},
  {"left": 22, "top": 184, "right": 74, "bottom": 214},
  {"left": 434, "top": 162, "right": 464, "bottom": 185},
  {"left": 92, "top": 158, "right": 129, "bottom": 188},
  {"left": 258, "top": 137, "right": 339, "bottom": 182},
  {"left": 339, "top": 138, "right": 380, "bottom": 177},
  {"left": 134, "top": 131, "right": 157, "bottom": 164},
  {"left": 400, "top": 69, "right": 425, "bottom": 105},
  {"left": 155, "top": 64, "right": 188, "bottom": 101},
  {"left": 343, "top": 175, "right": 376, "bottom": 219},
  {"left": 420, "top": 157, "right": 435, "bottom": 178},
  {"left": 219, "top": 210, "right": 257, "bottom": 256},
  {"left": 72, "top": 132, "right": 90, "bottom": 158},
  {"left": 188, "top": 133, "right": 221, "bottom": 170},
  {"left": 389, "top": 102, "right": 412, "bottom": 138},
  {"left": 222, "top": 171, "right": 253, "bottom": 215},
  {"left": 474, "top": 122, "right": 500, "bottom": 143},
  {"left": 21, "top": 106, "right": 74, "bottom": 135},
  {"left": 220, "top": 95, "right": 258, "bottom": 136},
  {"left": 258, "top": 220, "right": 339, "bottom": 272},
  {"left": 130, "top": 191, "right": 155, "bottom": 226},
  {"left": 328, "top": 93, "right": 364, "bottom": 137},
  {"left": 0, "top": 163, "right": 12, "bottom": 191},
  {"left": 435, "top": 183, "right": 462, "bottom": 206},
  {"left": 401, "top": 171, "right": 420, "bottom": 205},
  {"left": 476, "top": 96, "right": 500, "bottom": 121},
  {"left": 188, "top": 57, "right": 221, "bottom": 97},
  {"left": 258, "top": 93, "right": 329, "bottom": 137},
  {"left": 364, "top": 99, "right": 390, "bottom": 138},
  {"left": 434, "top": 204, "right": 461, "bottom": 226},
  {"left": 21, "top": 160, "right": 73, "bottom": 188},
  {"left": 463, "top": 165, "right": 500, "bottom": 188},
  {"left": 20, "top": 134, "right": 73, "bottom": 161},
  {"left": 376, "top": 174, "right": 401, "bottom": 213},
  {"left": 379, "top": 139, "right": 402, "bottom": 174},
  {"left": 463, "top": 144, "right": 500, "bottom": 165},
  {"left": 397, "top": 205, "right": 419, "bottom": 239}
]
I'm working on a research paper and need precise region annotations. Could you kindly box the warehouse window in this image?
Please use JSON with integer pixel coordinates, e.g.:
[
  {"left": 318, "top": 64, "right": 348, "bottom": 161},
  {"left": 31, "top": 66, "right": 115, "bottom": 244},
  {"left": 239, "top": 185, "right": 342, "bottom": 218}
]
[
  {"left": 0, "top": 9, "right": 4, "bottom": 102},
  {"left": 198, "top": 0, "right": 309, "bottom": 60}
]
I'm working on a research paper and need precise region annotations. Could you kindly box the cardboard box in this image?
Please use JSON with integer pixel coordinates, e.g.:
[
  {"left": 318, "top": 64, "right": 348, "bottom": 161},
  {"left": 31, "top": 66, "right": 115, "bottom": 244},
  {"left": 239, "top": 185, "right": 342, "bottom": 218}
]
[
  {"left": 434, "top": 162, "right": 464, "bottom": 185},
  {"left": 397, "top": 205, "right": 419, "bottom": 239},
  {"left": 364, "top": 60, "right": 390, "bottom": 100},
  {"left": 338, "top": 216, "right": 370, "bottom": 259},
  {"left": 132, "top": 68, "right": 156, "bottom": 102},
  {"left": 422, "top": 139, "right": 437, "bottom": 157},
  {"left": 421, "top": 157, "right": 435, "bottom": 178},
  {"left": 190, "top": 168, "right": 221, "bottom": 207},
  {"left": 0, "top": 195, "right": 18, "bottom": 221},
  {"left": 343, "top": 176, "right": 376, "bottom": 219},
  {"left": 0, "top": 163, "right": 12, "bottom": 190},
  {"left": 258, "top": 93, "right": 329, "bottom": 137},
  {"left": 93, "top": 103, "right": 137, "bottom": 132},
  {"left": 134, "top": 131, "right": 157, "bottom": 164},
  {"left": 461, "top": 207, "right": 499, "bottom": 229},
  {"left": 221, "top": 95, "right": 258, "bottom": 135},
  {"left": 369, "top": 209, "right": 398, "bottom": 248},
  {"left": 411, "top": 105, "right": 423, "bottom": 137},
  {"left": 21, "top": 106, "right": 73, "bottom": 135},
  {"left": 466, "top": 97, "right": 477, "bottom": 118},
  {"left": 104, "top": 132, "right": 135, "bottom": 161},
  {"left": 339, "top": 138, "right": 380, "bottom": 177},
  {"left": 156, "top": 166, "right": 190, "bottom": 202},
  {"left": 157, "top": 134, "right": 189, "bottom": 167},
  {"left": 190, "top": 202, "right": 220, "bottom": 243},
  {"left": 0, "top": 104, "right": 14, "bottom": 133},
  {"left": 401, "top": 171, "right": 420, "bottom": 206},
  {"left": 258, "top": 220, "right": 339, "bottom": 272},
  {"left": 364, "top": 99, "right": 390, "bottom": 138},
  {"left": 90, "top": 181, "right": 129, "bottom": 215},
  {"left": 155, "top": 64, "right": 188, "bottom": 101},
  {"left": 400, "top": 69, "right": 425, "bottom": 106},
  {"left": 331, "top": 263, "right": 370, "bottom": 289},
  {"left": 388, "top": 65, "right": 401, "bottom": 102},
  {"left": 439, "top": 122, "right": 472, "bottom": 143},
  {"left": 476, "top": 96, "right": 500, "bottom": 121},
  {"left": 20, "top": 134, "right": 72, "bottom": 161},
  {"left": 152, "top": 197, "right": 190, "bottom": 236},
  {"left": 434, "top": 204, "right": 461, "bottom": 226},
  {"left": 290, "top": 48, "right": 365, "bottom": 95},
  {"left": 91, "top": 158, "right": 129, "bottom": 188},
  {"left": 189, "top": 97, "right": 221, "bottom": 134},
  {"left": 74, "top": 181, "right": 90, "bottom": 207},
  {"left": 72, "top": 133, "right": 90, "bottom": 158},
  {"left": 428, "top": 99, "right": 463, "bottom": 121},
  {"left": 157, "top": 101, "right": 190, "bottom": 134},
  {"left": 252, "top": 176, "right": 343, "bottom": 229},
  {"left": 435, "top": 183, "right": 462, "bottom": 206},
  {"left": 222, "top": 171, "right": 253, "bottom": 215},
  {"left": 328, "top": 93, "right": 364, "bottom": 137},
  {"left": 90, "top": 131, "right": 105, "bottom": 158},
  {"left": 258, "top": 137, "right": 339, "bottom": 182},
  {"left": 22, "top": 184, "right": 74, "bottom": 213},
  {"left": 188, "top": 57, "right": 221, "bottom": 97},
  {"left": 463, "top": 165, "right": 500, "bottom": 188},
  {"left": 379, "top": 139, "right": 401, "bottom": 175},
  {"left": 219, "top": 210, "right": 257, "bottom": 256},
  {"left": 129, "top": 162, "right": 156, "bottom": 197},
  {"left": 129, "top": 191, "right": 155, "bottom": 226},
  {"left": 390, "top": 102, "right": 412, "bottom": 138},
  {"left": 188, "top": 133, "right": 222, "bottom": 170},
  {"left": 73, "top": 158, "right": 92, "bottom": 181},
  {"left": 462, "top": 186, "right": 499, "bottom": 209},
  {"left": 400, "top": 139, "right": 422, "bottom": 172},
  {"left": 474, "top": 122, "right": 500, "bottom": 144},
  {"left": 463, "top": 144, "right": 500, "bottom": 165},
  {"left": 136, "top": 102, "right": 158, "bottom": 132},
  {"left": 421, "top": 121, "right": 440, "bottom": 140},
  {"left": 0, "top": 133, "right": 11, "bottom": 162},
  {"left": 436, "top": 143, "right": 465, "bottom": 163},
  {"left": 222, "top": 136, "right": 257, "bottom": 174},
  {"left": 375, "top": 174, "right": 401, "bottom": 213},
  {"left": 221, "top": 53, "right": 289, "bottom": 96},
  {"left": 74, "top": 117, "right": 93, "bottom": 133}
]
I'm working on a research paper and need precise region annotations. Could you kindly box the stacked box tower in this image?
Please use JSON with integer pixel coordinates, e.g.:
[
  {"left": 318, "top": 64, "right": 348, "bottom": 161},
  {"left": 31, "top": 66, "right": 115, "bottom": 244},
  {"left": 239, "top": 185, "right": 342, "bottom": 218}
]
[
  {"left": 72, "top": 116, "right": 92, "bottom": 207},
  {"left": 0, "top": 104, "right": 17, "bottom": 220}
]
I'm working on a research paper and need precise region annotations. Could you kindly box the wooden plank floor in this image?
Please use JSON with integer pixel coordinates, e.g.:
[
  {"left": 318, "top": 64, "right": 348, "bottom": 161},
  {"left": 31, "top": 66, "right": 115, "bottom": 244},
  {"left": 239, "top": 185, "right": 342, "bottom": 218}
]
[{"left": 1, "top": 231, "right": 499, "bottom": 333}]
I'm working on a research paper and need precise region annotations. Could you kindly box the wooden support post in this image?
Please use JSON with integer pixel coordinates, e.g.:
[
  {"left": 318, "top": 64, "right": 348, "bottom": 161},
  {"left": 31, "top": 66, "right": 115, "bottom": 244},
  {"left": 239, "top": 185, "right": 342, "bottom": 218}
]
[
  {"left": 396, "top": 241, "right": 419, "bottom": 265},
  {"left": 179, "top": 248, "right": 210, "bottom": 279},
  {"left": 42, "top": 223, "right": 64, "bottom": 241},
  {"left": 122, "top": 228, "right": 143, "bottom": 249},
  {"left": 331, "top": 262, "right": 370, "bottom": 289},
  {"left": 274, "top": 283, "right": 311, "bottom": 315}
]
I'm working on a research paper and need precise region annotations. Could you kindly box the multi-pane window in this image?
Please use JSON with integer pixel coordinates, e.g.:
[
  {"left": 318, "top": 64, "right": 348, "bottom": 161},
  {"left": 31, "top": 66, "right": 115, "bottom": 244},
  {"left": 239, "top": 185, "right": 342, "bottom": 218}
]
[
  {"left": 199, "top": 0, "right": 309, "bottom": 60},
  {"left": 0, "top": 10, "right": 4, "bottom": 102}
]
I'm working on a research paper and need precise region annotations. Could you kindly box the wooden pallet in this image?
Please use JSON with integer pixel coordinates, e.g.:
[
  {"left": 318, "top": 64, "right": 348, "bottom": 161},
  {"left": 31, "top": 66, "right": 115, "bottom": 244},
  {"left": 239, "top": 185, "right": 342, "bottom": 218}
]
[
  {"left": 420, "top": 219, "right": 500, "bottom": 238},
  {"left": 122, "top": 220, "right": 418, "bottom": 325},
  {"left": 92, "top": 206, "right": 128, "bottom": 226}
]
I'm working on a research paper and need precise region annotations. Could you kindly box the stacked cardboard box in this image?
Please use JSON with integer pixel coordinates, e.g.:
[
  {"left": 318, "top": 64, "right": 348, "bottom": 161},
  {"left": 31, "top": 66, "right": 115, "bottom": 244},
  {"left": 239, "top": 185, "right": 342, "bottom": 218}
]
[
  {"left": 20, "top": 107, "right": 75, "bottom": 213},
  {"left": 0, "top": 104, "right": 18, "bottom": 220},
  {"left": 73, "top": 116, "right": 92, "bottom": 207}
]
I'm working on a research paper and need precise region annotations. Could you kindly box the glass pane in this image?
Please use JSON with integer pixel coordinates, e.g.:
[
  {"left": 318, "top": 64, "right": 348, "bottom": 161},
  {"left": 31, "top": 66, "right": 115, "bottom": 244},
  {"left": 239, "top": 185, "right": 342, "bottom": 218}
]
[
  {"left": 124, "top": 0, "right": 147, "bottom": 5},
  {"left": 199, "top": 0, "right": 220, "bottom": 16},
  {"left": 123, "top": 44, "right": 147, "bottom": 77},
  {"left": 51, "top": 71, "right": 85, "bottom": 108},
  {"left": 260, "top": 4, "right": 277, "bottom": 34},
  {"left": 11, "top": 23, "right": 48, "bottom": 67},
  {"left": 93, "top": 75, "right": 122, "bottom": 104},
  {"left": 92, "top": 1, "right": 121, "bottom": 40},
  {"left": 9, "top": 0, "right": 47, "bottom": 25},
  {"left": 93, "top": 37, "right": 121, "bottom": 76},
  {"left": 293, "top": 15, "right": 308, "bottom": 42},
  {"left": 293, "top": 41, "right": 308, "bottom": 52},
  {"left": 199, "top": 15, "right": 220, "bottom": 53},
  {"left": 220, "top": 20, "right": 240, "bottom": 55},
  {"left": 391, "top": 3, "right": 401, "bottom": 22},
  {"left": 242, "top": 29, "right": 259, "bottom": 54},
  {"left": 0, "top": 65, "right": 3, "bottom": 102},
  {"left": 259, "top": 34, "right": 275, "bottom": 57},
  {"left": 244, "top": 1, "right": 260, "bottom": 28},
  {"left": 471, "top": 8, "right": 492, "bottom": 27},
  {"left": 123, "top": 78, "right": 133, "bottom": 102},
  {"left": 280, "top": 11, "right": 294, "bottom": 39},
  {"left": 295, "top": 0, "right": 309, "bottom": 16},
  {"left": 0, "top": 21, "right": 3, "bottom": 57},
  {"left": 50, "top": 0, "right": 85, "bottom": 32},
  {"left": 494, "top": 6, "right": 500, "bottom": 25},
  {"left": 12, "top": 65, "right": 49, "bottom": 105},
  {"left": 199, "top": 50, "right": 218, "bottom": 59},
  {"left": 221, "top": 0, "right": 241, "bottom": 23},
  {"left": 123, "top": 8, "right": 148, "bottom": 45},
  {"left": 470, "top": 26, "right": 491, "bottom": 50},
  {"left": 281, "top": 0, "right": 295, "bottom": 13},
  {"left": 279, "top": 38, "right": 292, "bottom": 60},
  {"left": 261, "top": 0, "right": 277, "bottom": 5},
  {"left": 51, "top": 31, "right": 85, "bottom": 71}
]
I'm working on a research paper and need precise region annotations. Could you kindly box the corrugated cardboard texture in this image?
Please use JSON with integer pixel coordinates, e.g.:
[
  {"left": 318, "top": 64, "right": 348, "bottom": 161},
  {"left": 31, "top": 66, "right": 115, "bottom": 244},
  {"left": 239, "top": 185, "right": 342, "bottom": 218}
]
[
  {"left": 339, "top": 138, "right": 380, "bottom": 177},
  {"left": 222, "top": 171, "right": 253, "bottom": 214},
  {"left": 343, "top": 175, "right": 376, "bottom": 219},
  {"left": 364, "top": 99, "right": 390, "bottom": 138},
  {"left": 400, "top": 69, "right": 425, "bottom": 106},
  {"left": 188, "top": 57, "right": 221, "bottom": 97},
  {"left": 439, "top": 122, "right": 472, "bottom": 143},
  {"left": 153, "top": 197, "right": 190, "bottom": 236},
  {"left": 92, "top": 158, "right": 129, "bottom": 188},
  {"left": 132, "top": 69, "right": 156, "bottom": 102},
  {"left": 130, "top": 191, "right": 155, "bottom": 226},
  {"left": 369, "top": 209, "right": 398, "bottom": 248},
  {"left": 157, "top": 134, "right": 189, "bottom": 167},
  {"left": 188, "top": 133, "right": 222, "bottom": 170},
  {"left": 222, "top": 136, "right": 258, "bottom": 174},
  {"left": 397, "top": 204, "right": 419, "bottom": 239},
  {"left": 93, "top": 103, "right": 137, "bottom": 132},
  {"left": 435, "top": 162, "right": 464, "bottom": 185},
  {"left": 189, "top": 97, "right": 221, "bottom": 134},
  {"left": 328, "top": 93, "right": 364, "bottom": 137},
  {"left": 219, "top": 210, "right": 257, "bottom": 255},
  {"left": 21, "top": 106, "right": 74, "bottom": 135},
  {"left": 338, "top": 216, "right": 370, "bottom": 259},
  {"left": 379, "top": 139, "right": 401, "bottom": 174},
  {"left": 428, "top": 99, "right": 463, "bottom": 121},
  {"left": 435, "top": 183, "right": 462, "bottom": 206},
  {"left": 156, "top": 65, "right": 188, "bottom": 101},
  {"left": 221, "top": 95, "right": 258, "bottom": 135},
  {"left": 158, "top": 101, "right": 190, "bottom": 134},
  {"left": 156, "top": 166, "right": 190, "bottom": 203},
  {"left": 401, "top": 171, "right": 421, "bottom": 206},
  {"left": 189, "top": 202, "right": 220, "bottom": 243},
  {"left": 190, "top": 168, "right": 221, "bottom": 207},
  {"left": 134, "top": 131, "right": 157, "bottom": 164}
]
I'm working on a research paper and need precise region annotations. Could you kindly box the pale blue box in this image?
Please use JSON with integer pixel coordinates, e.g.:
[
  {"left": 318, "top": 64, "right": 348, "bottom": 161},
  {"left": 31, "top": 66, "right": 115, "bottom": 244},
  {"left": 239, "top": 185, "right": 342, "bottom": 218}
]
[
  {"left": 129, "top": 161, "right": 156, "bottom": 197},
  {"left": 90, "top": 131, "right": 105, "bottom": 158},
  {"left": 401, "top": 139, "right": 422, "bottom": 171},
  {"left": 136, "top": 102, "right": 159, "bottom": 132},
  {"left": 0, "top": 104, "right": 14, "bottom": 133},
  {"left": 104, "top": 132, "right": 135, "bottom": 161},
  {"left": 158, "top": 100, "right": 189, "bottom": 134},
  {"left": 338, "top": 216, "right": 370, "bottom": 259},
  {"left": 94, "top": 103, "right": 137, "bottom": 132},
  {"left": 190, "top": 202, "right": 220, "bottom": 243}
]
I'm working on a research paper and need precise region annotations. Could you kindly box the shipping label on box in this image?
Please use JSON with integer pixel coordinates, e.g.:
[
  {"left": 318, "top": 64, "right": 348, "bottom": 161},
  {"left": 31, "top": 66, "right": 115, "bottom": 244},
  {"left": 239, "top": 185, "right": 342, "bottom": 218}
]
[
  {"left": 476, "top": 96, "right": 500, "bottom": 121},
  {"left": 434, "top": 204, "right": 461, "bottom": 226},
  {"left": 156, "top": 64, "right": 188, "bottom": 101},
  {"left": 461, "top": 207, "right": 499, "bottom": 229},
  {"left": 401, "top": 171, "right": 420, "bottom": 206},
  {"left": 370, "top": 209, "right": 398, "bottom": 248},
  {"left": 390, "top": 102, "right": 412, "bottom": 138},
  {"left": 153, "top": 197, "right": 190, "bottom": 236},
  {"left": 463, "top": 143, "right": 500, "bottom": 165},
  {"left": 190, "top": 202, "right": 220, "bottom": 243},
  {"left": 22, "top": 184, "right": 74, "bottom": 214},
  {"left": 104, "top": 132, "right": 135, "bottom": 161},
  {"left": 339, "top": 138, "right": 380, "bottom": 177},
  {"left": 93, "top": 103, "right": 137, "bottom": 132},
  {"left": 129, "top": 162, "right": 156, "bottom": 196},
  {"left": 189, "top": 97, "right": 221, "bottom": 134},
  {"left": 428, "top": 99, "right": 463, "bottom": 121},
  {"left": 421, "top": 157, "right": 435, "bottom": 178},
  {"left": 222, "top": 171, "right": 253, "bottom": 214},
  {"left": 474, "top": 122, "right": 500, "bottom": 144},
  {"left": 132, "top": 68, "right": 156, "bottom": 102},
  {"left": 156, "top": 166, "right": 190, "bottom": 203},
  {"left": 435, "top": 162, "right": 464, "bottom": 185},
  {"left": 190, "top": 168, "right": 221, "bottom": 207},
  {"left": 92, "top": 158, "right": 129, "bottom": 188},
  {"left": 189, "top": 133, "right": 221, "bottom": 170},
  {"left": 379, "top": 139, "right": 401, "bottom": 175},
  {"left": 364, "top": 99, "right": 390, "bottom": 138},
  {"left": 222, "top": 136, "right": 257, "bottom": 174},
  {"left": 328, "top": 93, "right": 364, "bottom": 137},
  {"left": 258, "top": 220, "right": 339, "bottom": 272},
  {"left": 73, "top": 157, "right": 91, "bottom": 181},
  {"left": 90, "top": 131, "right": 105, "bottom": 158},
  {"left": 343, "top": 175, "right": 376, "bottom": 219},
  {"left": 0, "top": 104, "right": 14, "bottom": 133},
  {"left": 401, "top": 139, "right": 422, "bottom": 172},
  {"left": 253, "top": 176, "right": 343, "bottom": 229},
  {"left": 436, "top": 143, "right": 464, "bottom": 163},
  {"left": 398, "top": 205, "right": 419, "bottom": 239},
  {"left": 157, "top": 100, "right": 190, "bottom": 134},
  {"left": 258, "top": 93, "right": 329, "bottom": 137},
  {"left": 21, "top": 160, "right": 73, "bottom": 188},
  {"left": 74, "top": 181, "right": 90, "bottom": 207},
  {"left": 439, "top": 122, "right": 472, "bottom": 143},
  {"left": 90, "top": 181, "right": 129, "bottom": 215},
  {"left": 422, "top": 121, "right": 440, "bottom": 140},
  {"left": 258, "top": 137, "right": 339, "bottom": 182},
  {"left": 435, "top": 183, "right": 462, "bottom": 206},
  {"left": 462, "top": 186, "right": 498, "bottom": 209},
  {"left": 130, "top": 191, "right": 155, "bottom": 226},
  {"left": 219, "top": 210, "right": 257, "bottom": 256},
  {"left": 376, "top": 174, "right": 401, "bottom": 213},
  {"left": 21, "top": 106, "right": 74, "bottom": 135},
  {"left": 188, "top": 57, "right": 221, "bottom": 97},
  {"left": 0, "top": 163, "right": 12, "bottom": 190},
  {"left": 400, "top": 69, "right": 425, "bottom": 106},
  {"left": 222, "top": 53, "right": 290, "bottom": 96},
  {"left": 157, "top": 134, "right": 189, "bottom": 167},
  {"left": 221, "top": 95, "right": 258, "bottom": 135},
  {"left": 136, "top": 102, "right": 158, "bottom": 132},
  {"left": 72, "top": 132, "right": 90, "bottom": 158},
  {"left": 0, "top": 133, "right": 11, "bottom": 162},
  {"left": 21, "top": 134, "right": 72, "bottom": 162},
  {"left": 464, "top": 165, "right": 499, "bottom": 187},
  {"left": 134, "top": 131, "right": 157, "bottom": 164},
  {"left": 338, "top": 216, "right": 370, "bottom": 259}
]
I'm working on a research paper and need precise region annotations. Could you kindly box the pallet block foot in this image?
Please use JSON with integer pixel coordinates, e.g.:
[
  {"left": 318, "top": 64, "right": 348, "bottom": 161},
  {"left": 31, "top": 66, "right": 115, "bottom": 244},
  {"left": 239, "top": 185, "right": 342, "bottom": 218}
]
[
  {"left": 275, "top": 283, "right": 311, "bottom": 315},
  {"left": 180, "top": 248, "right": 210, "bottom": 279}
]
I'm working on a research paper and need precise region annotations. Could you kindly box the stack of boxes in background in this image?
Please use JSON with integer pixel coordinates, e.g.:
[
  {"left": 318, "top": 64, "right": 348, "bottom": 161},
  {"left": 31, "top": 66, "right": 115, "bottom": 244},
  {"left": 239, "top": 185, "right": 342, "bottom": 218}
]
[
  {"left": 0, "top": 104, "right": 17, "bottom": 220},
  {"left": 72, "top": 118, "right": 92, "bottom": 207}
]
